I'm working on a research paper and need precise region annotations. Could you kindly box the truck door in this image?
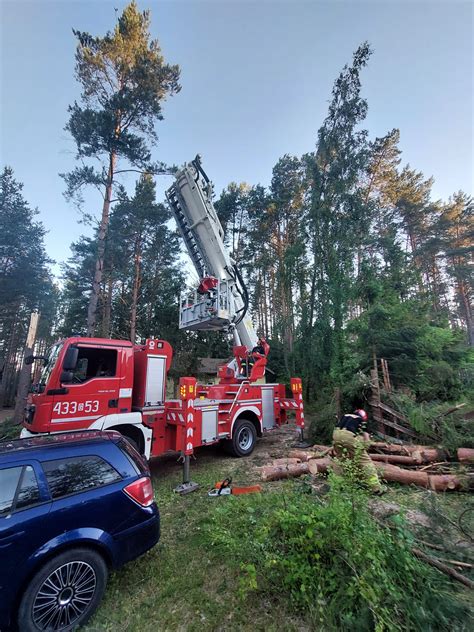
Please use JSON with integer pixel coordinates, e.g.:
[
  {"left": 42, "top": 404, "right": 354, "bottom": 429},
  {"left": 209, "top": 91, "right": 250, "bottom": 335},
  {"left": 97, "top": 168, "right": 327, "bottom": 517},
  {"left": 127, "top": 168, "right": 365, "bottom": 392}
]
[{"left": 51, "top": 345, "right": 120, "bottom": 431}]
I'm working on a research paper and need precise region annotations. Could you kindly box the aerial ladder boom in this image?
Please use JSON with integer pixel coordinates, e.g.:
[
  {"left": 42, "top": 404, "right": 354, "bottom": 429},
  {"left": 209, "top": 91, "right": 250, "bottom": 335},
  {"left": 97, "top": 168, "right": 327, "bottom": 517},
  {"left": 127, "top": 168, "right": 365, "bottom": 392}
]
[{"left": 166, "top": 155, "right": 258, "bottom": 351}]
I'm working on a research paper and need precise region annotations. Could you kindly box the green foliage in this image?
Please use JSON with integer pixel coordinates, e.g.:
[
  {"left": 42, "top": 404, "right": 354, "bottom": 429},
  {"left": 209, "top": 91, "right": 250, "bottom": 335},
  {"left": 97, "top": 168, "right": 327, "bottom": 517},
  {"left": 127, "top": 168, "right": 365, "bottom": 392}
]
[
  {"left": 205, "top": 479, "right": 471, "bottom": 631},
  {"left": 0, "top": 167, "right": 58, "bottom": 406},
  {"left": 0, "top": 417, "right": 21, "bottom": 441},
  {"left": 0, "top": 167, "right": 55, "bottom": 314},
  {"left": 349, "top": 297, "right": 470, "bottom": 401},
  {"left": 62, "top": 1, "right": 181, "bottom": 335},
  {"left": 387, "top": 392, "right": 474, "bottom": 451}
]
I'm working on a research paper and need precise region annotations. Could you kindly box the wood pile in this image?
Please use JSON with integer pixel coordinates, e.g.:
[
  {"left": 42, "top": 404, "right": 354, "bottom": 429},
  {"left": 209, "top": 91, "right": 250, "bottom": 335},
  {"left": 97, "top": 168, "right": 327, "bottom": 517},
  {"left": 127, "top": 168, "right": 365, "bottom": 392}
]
[{"left": 259, "top": 442, "right": 474, "bottom": 491}]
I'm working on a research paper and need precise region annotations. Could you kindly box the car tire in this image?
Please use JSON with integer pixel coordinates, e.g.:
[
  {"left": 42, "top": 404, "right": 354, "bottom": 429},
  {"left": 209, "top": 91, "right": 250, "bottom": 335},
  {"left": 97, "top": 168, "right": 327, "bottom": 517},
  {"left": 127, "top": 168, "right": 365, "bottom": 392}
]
[
  {"left": 18, "top": 547, "right": 108, "bottom": 632},
  {"left": 224, "top": 419, "right": 257, "bottom": 457}
]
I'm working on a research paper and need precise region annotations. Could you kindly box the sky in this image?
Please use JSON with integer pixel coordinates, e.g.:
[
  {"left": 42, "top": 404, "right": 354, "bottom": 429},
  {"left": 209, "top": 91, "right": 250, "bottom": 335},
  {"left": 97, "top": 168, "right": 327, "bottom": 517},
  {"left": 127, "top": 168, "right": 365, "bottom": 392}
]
[{"left": 1, "top": 0, "right": 473, "bottom": 278}]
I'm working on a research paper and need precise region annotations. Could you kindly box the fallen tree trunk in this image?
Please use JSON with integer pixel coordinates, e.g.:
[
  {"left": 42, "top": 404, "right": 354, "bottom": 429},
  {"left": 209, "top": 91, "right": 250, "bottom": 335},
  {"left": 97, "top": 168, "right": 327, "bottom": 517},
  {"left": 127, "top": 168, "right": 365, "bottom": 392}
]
[
  {"left": 457, "top": 448, "right": 474, "bottom": 463},
  {"left": 371, "top": 444, "right": 446, "bottom": 462},
  {"left": 412, "top": 547, "right": 474, "bottom": 589},
  {"left": 272, "top": 458, "right": 301, "bottom": 466},
  {"left": 295, "top": 444, "right": 450, "bottom": 464},
  {"left": 288, "top": 449, "right": 317, "bottom": 462},
  {"left": 275, "top": 452, "right": 469, "bottom": 490},
  {"left": 261, "top": 459, "right": 331, "bottom": 481},
  {"left": 370, "top": 454, "right": 424, "bottom": 466},
  {"left": 375, "top": 463, "right": 464, "bottom": 491},
  {"left": 375, "top": 463, "right": 430, "bottom": 487},
  {"left": 261, "top": 462, "right": 311, "bottom": 481},
  {"left": 428, "top": 474, "right": 463, "bottom": 492}
]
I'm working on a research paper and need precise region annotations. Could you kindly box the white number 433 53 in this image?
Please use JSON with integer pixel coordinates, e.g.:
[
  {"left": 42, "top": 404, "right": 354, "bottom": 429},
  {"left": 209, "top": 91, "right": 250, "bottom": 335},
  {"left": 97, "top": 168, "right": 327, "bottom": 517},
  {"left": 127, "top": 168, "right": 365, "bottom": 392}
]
[{"left": 53, "top": 400, "right": 99, "bottom": 415}]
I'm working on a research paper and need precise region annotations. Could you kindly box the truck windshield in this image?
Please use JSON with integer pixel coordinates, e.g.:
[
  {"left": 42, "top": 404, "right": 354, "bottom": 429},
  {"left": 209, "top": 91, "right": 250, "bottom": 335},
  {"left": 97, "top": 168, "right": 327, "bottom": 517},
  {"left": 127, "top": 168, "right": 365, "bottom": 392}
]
[{"left": 39, "top": 343, "right": 63, "bottom": 389}]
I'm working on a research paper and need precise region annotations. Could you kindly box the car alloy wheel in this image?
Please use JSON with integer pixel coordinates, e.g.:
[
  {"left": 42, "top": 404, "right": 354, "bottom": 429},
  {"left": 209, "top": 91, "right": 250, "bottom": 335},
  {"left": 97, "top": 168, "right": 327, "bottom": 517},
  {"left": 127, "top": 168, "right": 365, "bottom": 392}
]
[{"left": 32, "top": 561, "right": 96, "bottom": 630}]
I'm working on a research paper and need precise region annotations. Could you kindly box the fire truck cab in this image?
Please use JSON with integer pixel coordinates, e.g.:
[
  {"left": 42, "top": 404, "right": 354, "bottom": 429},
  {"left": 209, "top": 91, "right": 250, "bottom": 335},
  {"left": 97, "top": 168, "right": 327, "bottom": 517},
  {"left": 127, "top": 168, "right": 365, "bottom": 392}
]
[{"left": 22, "top": 336, "right": 303, "bottom": 461}]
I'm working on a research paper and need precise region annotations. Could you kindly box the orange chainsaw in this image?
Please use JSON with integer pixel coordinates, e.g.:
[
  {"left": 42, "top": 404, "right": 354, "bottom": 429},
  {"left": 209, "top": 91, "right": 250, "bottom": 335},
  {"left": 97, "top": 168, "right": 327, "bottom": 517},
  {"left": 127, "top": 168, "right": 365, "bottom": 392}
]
[{"left": 208, "top": 477, "right": 262, "bottom": 497}]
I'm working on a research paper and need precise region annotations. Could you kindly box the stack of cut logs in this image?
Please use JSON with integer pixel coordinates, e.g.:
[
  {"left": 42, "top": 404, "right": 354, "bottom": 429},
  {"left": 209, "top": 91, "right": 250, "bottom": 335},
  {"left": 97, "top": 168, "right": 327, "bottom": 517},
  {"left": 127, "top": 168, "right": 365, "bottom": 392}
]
[{"left": 261, "top": 443, "right": 474, "bottom": 492}]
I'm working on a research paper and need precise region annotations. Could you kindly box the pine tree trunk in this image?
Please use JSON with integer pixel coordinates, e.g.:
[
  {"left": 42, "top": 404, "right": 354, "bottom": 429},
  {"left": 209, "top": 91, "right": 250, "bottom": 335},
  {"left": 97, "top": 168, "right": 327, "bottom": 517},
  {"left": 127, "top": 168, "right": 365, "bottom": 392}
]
[
  {"left": 0, "top": 309, "right": 22, "bottom": 408},
  {"left": 102, "top": 276, "right": 113, "bottom": 338},
  {"left": 458, "top": 279, "right": 473, "bottom": 346},
  {"left": 130, "top": 237, "right": 142, "bottom": 344},
  {"left": 87, "top": 151, "right": 116, "bottom": 336},
  {"left": 13, "top": 312, "right": 39, "bottom": 424}
]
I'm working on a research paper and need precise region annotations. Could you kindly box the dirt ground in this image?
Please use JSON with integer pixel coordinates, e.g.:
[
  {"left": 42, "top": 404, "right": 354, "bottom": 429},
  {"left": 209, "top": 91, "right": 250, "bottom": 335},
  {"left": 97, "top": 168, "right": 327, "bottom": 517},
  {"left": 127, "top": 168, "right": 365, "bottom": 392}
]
[
  {"left": 148, "top": 422, "right": 303, "bottom": 489},
  {"left": 0, "top": 408, "right": 13, "bottom": 424}
]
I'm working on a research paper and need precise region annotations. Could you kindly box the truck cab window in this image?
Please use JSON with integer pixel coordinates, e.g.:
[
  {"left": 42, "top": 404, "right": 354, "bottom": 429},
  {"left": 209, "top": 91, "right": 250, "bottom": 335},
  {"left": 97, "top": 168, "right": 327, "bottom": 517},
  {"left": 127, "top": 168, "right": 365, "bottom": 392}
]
[{"left": 71, "top": 348, "right": 117, "bottom": 383}]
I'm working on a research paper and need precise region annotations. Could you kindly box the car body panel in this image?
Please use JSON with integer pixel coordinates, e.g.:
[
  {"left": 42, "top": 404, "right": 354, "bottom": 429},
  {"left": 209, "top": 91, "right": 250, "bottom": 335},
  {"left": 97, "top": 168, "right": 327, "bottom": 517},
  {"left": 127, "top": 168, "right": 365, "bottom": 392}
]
[{"left": 0, "top": 431, "right": 159, "bottom": 630}]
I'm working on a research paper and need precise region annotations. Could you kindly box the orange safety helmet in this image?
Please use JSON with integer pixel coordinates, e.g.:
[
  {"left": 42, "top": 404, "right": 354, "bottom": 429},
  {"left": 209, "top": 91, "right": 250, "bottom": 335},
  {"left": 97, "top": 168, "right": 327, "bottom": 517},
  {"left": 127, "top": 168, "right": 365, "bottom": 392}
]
[{"left": 355, "top": 409, "right": 368, "bottom": 422}]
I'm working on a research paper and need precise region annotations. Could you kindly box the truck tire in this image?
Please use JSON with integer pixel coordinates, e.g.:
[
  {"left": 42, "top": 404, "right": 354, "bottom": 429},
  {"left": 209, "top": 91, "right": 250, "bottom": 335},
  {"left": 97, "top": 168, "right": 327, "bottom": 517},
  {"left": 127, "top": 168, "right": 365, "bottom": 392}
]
[
  {"left": 224, "top": 418, "right": 257, "bottom": 457},
  {"left": 18, "top": 547, "right": 108, "bottom": 632}
]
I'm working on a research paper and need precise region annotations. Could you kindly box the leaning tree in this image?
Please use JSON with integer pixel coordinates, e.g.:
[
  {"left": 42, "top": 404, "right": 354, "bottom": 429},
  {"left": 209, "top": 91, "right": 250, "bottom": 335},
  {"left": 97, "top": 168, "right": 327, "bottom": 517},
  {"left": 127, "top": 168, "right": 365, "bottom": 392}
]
[{"left": 62, "top": 1, "right": 180, "bottom": 335}]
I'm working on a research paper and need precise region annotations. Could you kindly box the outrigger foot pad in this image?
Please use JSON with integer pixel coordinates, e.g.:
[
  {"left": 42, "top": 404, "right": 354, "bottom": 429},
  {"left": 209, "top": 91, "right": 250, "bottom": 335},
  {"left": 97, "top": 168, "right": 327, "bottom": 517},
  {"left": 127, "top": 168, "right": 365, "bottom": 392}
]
[
  {"left": 174, "top": 481, "right": 200, "bottom": 495},
  {"left": 293, "top": 440, "right": 312, "bottom": 449}
]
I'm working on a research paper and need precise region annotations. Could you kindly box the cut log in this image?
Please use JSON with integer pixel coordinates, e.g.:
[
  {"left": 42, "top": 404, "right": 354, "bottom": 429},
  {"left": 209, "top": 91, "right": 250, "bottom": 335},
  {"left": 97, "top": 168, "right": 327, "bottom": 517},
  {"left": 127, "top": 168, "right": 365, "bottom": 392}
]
[
  {"left": 264, "top": 454, "right": 469, "bottom": 489},
  {"left": 370, "top": 442, "right": 413, "bottom": 455},
  {"left": 288, "top": 449, "right": 317, "bottom": 462},
  {"left": 272, "top": 458, "right": 301, "bottom": 466},
  {"left": 308, "top": 458, "right": 331, "bottom": 474},
  {"left": 428, "top": 474, "right": 462, "bottom": 492},
  {"left": 375, "top": 463, "right": 430, "bottom": 487},
  {"left": 370, "top": 444, "right": 445, "bottom": 462},
  {"left": 458, "top": 448, "right": 474, "bottom": 463},
  {"left": 261, "top": 458, "right": 332, "bottom": 481},
  {"left": 375, "top": 463, "right": 464, "bottom": 491},
  {"left": 370, "top": 454, "right": 422, "bottom": 466},
  {"left": 261, "top": 463, "right": 310, "bottom": 481},
  {"left": 312, "top": 444, "right": 332, "bottom": 453}
]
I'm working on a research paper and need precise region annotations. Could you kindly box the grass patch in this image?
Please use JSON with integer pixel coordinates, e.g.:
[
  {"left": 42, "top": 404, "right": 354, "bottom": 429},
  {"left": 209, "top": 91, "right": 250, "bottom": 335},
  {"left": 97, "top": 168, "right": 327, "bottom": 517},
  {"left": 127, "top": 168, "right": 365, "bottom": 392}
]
[
  {"left": 0, "top": 416, "right": 21, "bottom": 441},
  {"left": 86, "top": 452, "right": 307, "bottom": 631},
  {"left": 86, "top": 446, "right": 473, "bottom": 631},
  {"left": 202, "top": 477, "right": 472, "bottom": 631}
]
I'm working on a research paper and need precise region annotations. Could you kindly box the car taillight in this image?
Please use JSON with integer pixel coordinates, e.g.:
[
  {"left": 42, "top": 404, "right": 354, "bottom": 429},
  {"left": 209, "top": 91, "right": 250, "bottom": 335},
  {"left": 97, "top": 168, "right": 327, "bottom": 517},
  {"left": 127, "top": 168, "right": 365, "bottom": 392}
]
[{"left": 123, "top": 477, "right": 154, "bottom": 507}]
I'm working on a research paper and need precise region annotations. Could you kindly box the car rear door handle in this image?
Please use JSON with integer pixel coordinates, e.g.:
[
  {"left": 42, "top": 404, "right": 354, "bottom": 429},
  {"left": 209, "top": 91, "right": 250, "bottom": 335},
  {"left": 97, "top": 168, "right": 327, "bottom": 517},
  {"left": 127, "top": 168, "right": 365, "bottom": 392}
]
[{"left": 0, "top": 530, "right": 25, "bottom": 547}]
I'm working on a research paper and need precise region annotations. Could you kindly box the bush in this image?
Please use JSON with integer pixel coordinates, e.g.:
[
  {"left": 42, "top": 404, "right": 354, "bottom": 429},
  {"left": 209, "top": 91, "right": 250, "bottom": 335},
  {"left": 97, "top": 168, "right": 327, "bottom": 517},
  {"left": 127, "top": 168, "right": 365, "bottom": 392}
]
[
  {"left": 205, "top": 478, "right": 471, "bottom": 631},
  {"left": 387, "top": 392, "right": 474, "bottom": 452},
  {"left": 0, "top": 416, "right": 20, "bottom": 441}
]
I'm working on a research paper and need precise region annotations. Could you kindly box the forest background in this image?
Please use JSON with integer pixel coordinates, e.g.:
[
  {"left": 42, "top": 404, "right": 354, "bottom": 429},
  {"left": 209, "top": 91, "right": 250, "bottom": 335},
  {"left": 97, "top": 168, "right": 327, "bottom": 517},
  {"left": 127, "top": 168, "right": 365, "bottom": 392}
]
[{"left": 1, "top": 2, "right": 472, "bottom": 444}]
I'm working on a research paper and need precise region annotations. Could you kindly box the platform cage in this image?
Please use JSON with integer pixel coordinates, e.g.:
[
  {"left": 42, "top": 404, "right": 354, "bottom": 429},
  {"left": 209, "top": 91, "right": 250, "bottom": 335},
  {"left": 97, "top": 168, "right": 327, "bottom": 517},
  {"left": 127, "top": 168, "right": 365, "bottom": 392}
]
[{"left": 179, "top": 279, "right": 236, "bottom": 331}]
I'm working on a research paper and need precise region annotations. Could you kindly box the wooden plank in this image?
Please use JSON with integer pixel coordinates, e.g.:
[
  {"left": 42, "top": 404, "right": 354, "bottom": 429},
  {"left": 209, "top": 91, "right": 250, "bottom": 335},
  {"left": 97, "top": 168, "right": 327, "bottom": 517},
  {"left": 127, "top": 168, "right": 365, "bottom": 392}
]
[
  {"left": 377, "top": 401, "right": 409, "bottom": 423},
  {"left": 374, "top": 415, "right": 419, "bottom": 438}
]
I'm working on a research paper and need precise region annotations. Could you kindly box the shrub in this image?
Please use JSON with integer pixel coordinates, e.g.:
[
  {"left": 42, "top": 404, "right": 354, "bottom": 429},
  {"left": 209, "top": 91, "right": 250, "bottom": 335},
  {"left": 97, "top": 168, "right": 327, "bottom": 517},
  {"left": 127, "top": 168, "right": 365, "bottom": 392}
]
[{"left": 205, "top": 478, "right": 471, "bottom": 631}]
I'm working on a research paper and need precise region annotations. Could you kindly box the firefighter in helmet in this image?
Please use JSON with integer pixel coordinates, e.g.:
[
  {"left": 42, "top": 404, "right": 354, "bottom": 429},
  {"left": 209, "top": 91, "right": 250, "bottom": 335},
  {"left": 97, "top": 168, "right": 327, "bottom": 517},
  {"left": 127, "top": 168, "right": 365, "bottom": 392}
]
[{"left": 332, "top": 408, "right": 385, "bottom": 494}]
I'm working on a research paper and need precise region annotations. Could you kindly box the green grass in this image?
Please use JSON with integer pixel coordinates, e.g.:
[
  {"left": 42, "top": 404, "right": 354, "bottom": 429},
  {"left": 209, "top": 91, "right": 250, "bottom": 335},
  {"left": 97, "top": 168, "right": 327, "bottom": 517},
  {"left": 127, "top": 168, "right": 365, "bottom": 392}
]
[
  {"left": 2, "top": 420, "right": 471, "bottom": 630},
  {"left": 85, "top": 441, "right": 473, "bottom": 632},
  {"left": 86, "top": 449, "right": 308, "bottom": 631},
  {"left": 0, "top": 416, "right": 21, "bottom": 441}
]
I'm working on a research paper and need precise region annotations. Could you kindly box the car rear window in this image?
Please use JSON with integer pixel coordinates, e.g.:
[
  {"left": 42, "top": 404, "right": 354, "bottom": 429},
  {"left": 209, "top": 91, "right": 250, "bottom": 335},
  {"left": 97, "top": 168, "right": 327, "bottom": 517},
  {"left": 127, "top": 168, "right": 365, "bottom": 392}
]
[
  {"left": 0, "top": 465, "right": 41, "bottom": 515},
  {"left": 42, "top": 455, "right": 121, "bottom": 499},
  {"left": 118, "top": 438, "right": 149, "bottom": 475}
]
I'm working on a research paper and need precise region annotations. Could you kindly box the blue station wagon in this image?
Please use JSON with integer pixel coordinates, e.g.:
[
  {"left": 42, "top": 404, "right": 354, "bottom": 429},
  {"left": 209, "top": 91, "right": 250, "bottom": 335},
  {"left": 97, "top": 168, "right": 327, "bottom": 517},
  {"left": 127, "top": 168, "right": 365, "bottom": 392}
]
[{"left": 0, "top": 430, "right": 160, "bottom": 631}]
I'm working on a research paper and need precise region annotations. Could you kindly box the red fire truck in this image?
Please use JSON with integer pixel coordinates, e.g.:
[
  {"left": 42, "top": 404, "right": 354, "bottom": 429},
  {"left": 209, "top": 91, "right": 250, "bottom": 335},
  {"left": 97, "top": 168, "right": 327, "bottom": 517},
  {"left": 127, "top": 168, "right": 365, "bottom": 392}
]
[{"left": 21, "top": 157, "right": 305, "bottom": 489}]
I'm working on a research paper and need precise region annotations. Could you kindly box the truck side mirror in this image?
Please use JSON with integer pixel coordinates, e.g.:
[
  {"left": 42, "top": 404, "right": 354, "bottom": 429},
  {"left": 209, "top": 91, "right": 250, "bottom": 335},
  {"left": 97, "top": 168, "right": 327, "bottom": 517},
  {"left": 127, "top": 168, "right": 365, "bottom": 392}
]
[
  {"left": 24, "top": 355, "right": 47, "bottom": 365},
  {"left": 60, "top": 370, "right": 74, "bottom": 384},
  {"left": 63, "top": 346, "right": 79, "bottom": 371}
]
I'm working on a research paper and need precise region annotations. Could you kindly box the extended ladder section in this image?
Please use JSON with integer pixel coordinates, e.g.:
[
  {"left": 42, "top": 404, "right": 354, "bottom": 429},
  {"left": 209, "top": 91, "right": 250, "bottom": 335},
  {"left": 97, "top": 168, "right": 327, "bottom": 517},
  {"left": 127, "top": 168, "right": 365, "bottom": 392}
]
[
  {"left": 166, "top": 156, "right": 258, "bottom": 349},
  {"left": 166, "top": 184, "right": 207, "bottom": 279}
]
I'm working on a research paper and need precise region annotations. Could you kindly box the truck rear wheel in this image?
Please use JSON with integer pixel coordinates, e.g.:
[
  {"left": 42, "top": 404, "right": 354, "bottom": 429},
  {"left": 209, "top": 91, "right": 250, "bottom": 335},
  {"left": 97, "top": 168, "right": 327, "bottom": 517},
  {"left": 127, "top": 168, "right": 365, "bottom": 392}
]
[{"left": 224, "top": 419, "right": 257, "bottom": 457}]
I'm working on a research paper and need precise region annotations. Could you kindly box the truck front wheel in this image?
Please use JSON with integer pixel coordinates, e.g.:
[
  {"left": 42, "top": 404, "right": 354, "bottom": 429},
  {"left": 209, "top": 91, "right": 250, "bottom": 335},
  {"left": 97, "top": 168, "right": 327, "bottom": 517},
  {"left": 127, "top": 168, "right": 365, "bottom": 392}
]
[{"left": 224, "top": 419, "right": 257, "bottom": 457}]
